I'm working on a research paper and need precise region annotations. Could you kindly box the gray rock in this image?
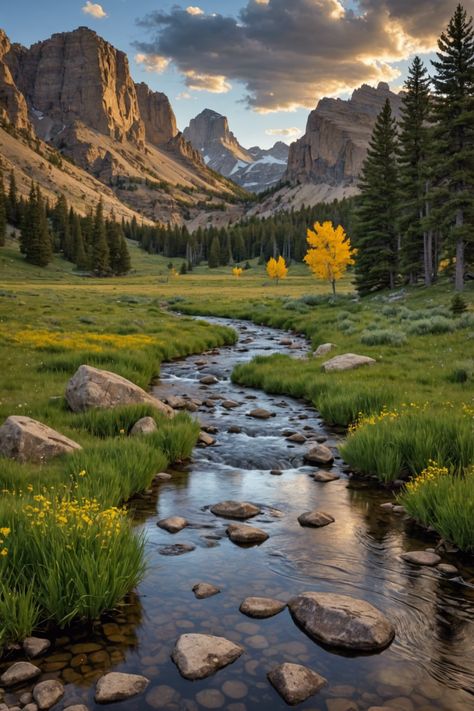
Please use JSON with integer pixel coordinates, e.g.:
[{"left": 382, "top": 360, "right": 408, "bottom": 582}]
[
  {"left": 239, "top": 597, "right": 286, "bottom": 618},
  {"left": 66, "top": 365, "right": 172, "bottom": 415},
  {"left": 164, "top": 395, "right": 187, "bottom": 409},
  {"left": 288, "top": 592, "right": 395, "bottom": 652},
  {"left": 0, "top": 662, "right": 41, "bottom": 686},
  {"left": 19, "top": 692, "right": 33, "bottom": 705},
  {"left": 129, "top": 417, "right": 157, "bottom": 436},
  {"left": 23, "top": 704, "right": 39, "bottom": 711},
  {"left": 437, "top": 563, "right": 458, "bottom": 576},
  {"left": 392, "top": 505, "right": 406, "bottom": 514},
  {"left": 286, "top": 433, "right": 306, "bottom": 443},
  {"left": 0, "top": 416, "right": 81, "bottom": 463},
  {"left": 23, "top": 637, "right": 51, "bottom": 658},
  {"left": 303, "top": 444, "right": 334, "bottom": 466},
  {"left": 192, "top": 583, "right": 221, "bottom": 599},
  {"left": 199, "top": 375, "right": 219, "bottom": 385},
  {"left": 380, "top": 502, "right": 394, "bottom": 510},
  {"left": 267, "top": 662, "right": 326, "bottom": 705},
  {"left": 33, "top": 680, "right": 64, "bottom": 710},
  {"left": 210, "top": 500, "right": 260, "bottom": 520},
  {"left": 247, "top": 408, "right": 274, "bottom": 419},
  {"left": 312, "top": 470, "right": 340, "bottom": 482},
  {"left": 222, "top": 400, "right": 239, "bottom": 409},
  {"left": 95, "top": 672, "right": 149, "bottom": 703},
  {"left": 298, "top": 511, "right": 335, "bottom": 528},
  {"left": 198, "top": 431, "right": 215, "bottom": 446},
  {"left": 172, "top": 634, "right": 243, "bottom": 680},
  {"left": 154, "top": 472, "right": 172, "bottom": 481},
  {"left": 226, "top": 524, "right": 269, "bottom": 545},
  {"left": 314, "top": 343, "right": 335, "bottom": 357},
  {"left": 322, "top": 353, "right": 376, "bottom": 372},
  {"left": 401, "top": 551, "right": 441, "bottom": 566},
  {"left": 157, "top": 516, "right": 188, "bottom": 533},
  {"left": 158, "top": 543, "right": 195, "bottom": 556}
]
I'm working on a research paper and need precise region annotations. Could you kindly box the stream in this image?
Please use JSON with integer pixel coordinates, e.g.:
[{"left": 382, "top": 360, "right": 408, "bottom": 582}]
[{"left": 2, "top": 318, "right": 474, "bottom": 710}]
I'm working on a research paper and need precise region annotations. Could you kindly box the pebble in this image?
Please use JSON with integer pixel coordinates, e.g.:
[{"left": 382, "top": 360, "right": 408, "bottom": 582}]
[
  {"left": 401, "top": 551, "right": 441, "bottom": 566},
  {"left": 221, "top": 681, "right": 248, "bottom": 699},
  {"left": 195, "top": 689, "right": 225, "bottom": 709},
  {"left": 192, "top": 583, "right": 221, "bottom": 599}
]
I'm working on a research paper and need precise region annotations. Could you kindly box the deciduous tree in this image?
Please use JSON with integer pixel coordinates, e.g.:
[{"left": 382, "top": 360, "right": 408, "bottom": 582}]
[
  {"left": 266, "top": 255, "right": 288, "bottom": 283},
  {"left": 304, "top": 220, "right": 356, "bottom": 295}
]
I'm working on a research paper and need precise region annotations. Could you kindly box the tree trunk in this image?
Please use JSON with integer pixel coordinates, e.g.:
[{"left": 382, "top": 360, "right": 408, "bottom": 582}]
[
  {"left": 331, "top": 279, "right": 336, "bottom": 296},
  {"left": 455, "top": 209, "right": 464, "bottom": 291}
]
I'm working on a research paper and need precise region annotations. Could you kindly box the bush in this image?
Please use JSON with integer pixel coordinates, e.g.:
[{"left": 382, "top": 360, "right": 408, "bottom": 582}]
[
  {"left": 407, "top": 316, "right": 455, "bottom": 336},
  {"left": 360, "top": 329, "right": 407, "bottom": 346},
  {"left": 451, "top": 294, "right": 468, "bottom": 317},
  {"left": 447, "top": 368, "right": 470, "bottom": 384}
]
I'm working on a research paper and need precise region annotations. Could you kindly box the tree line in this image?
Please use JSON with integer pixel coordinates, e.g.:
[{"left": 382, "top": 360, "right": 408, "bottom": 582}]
[
  {"left": 355, "top": 4, "right": 474, "bottom": 294},
  {"left": 0, "top": 172, "right": 131, "bottom": 276}
]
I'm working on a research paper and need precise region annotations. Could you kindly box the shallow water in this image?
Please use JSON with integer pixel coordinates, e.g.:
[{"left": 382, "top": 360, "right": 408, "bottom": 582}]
[{"left": 2, "top": 319, "right": 474, "bottom": 710}]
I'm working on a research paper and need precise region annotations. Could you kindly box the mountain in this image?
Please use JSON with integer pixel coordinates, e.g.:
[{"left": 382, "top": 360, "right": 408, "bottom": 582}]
[
  {"left": 183, "top": 109, "right": 288, "bottom": 193},
  {"left": 250, "top": 82, "right": 403, "bottom": 217},
  {"left": 0, "top": 27, "right": 245, "bottom": 226}
]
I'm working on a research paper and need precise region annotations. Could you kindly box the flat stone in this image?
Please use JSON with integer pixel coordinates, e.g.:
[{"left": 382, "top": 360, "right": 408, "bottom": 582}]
[
  {"left": 392, "top": 505, "right": 406, "bottom": 514},
  {"left": 228, "top": 426, "right": 242, "bottom": 434},
  {"left": 380, "top": 502, "right": 394, "bottom": 510},
  {"left": 298, "top": 510, "right": 335, "bottom": 528},
  {"left": 158, "top": 543, "right": 195, "bottom": 556},
  {"left": 226, "top": 524, "right": 269, "bottom": 545},
  {"left": 312, "top": 470, "right": 340, "bottom": 482},
  {"left": 248, "top": 408, "right": 274, "bottom": 419},
  {"left": 199, "top": 431, "right": 215, "bottom": 446},
  {"left": 157, "top": 516, "right": 188, "bottom": 533},
  {"left": 239, "top": 597, "right": 286, "bottom": 618},
  {"left": 221, "top": 681, "right": 248, "bottom": 700},
  {"left": 130, "top": 416, "right": 157, "bottom": 436},
  {"left": 200, "top": 375, "right": 219, "bottom": 385},
  {"left": 0, "top": 416, "right": 81, "bottom": 463},
  {"left": 288, "top": 592, "right": 395, "bottom": 652},
  {"left": 222, "top": 400, "right": 239, "bottom": 409},
  {"left": 322, "top": 353, "right": 376, "bottom": 372},
  {"left": 270, "top": 469, "right": 283, "bottom": 475},
  {"left": 172, "top": 634, "right": 243, "bottom": 680},
  {"left": 437, "top": 563, "right": 458, "bottom": 575},
  {"left": 66, "top": 365, "right": 172, "bottom": 415},
  {"left": 192, "top": 583, "right": 221, "bottom": 599},
  {"left": 303, "top": 444, "right": 334, "bottom": 466},
  {"left": 23, "top": 637, "right": 51, "bottom": 658},
  {"left": 401, "top": 551, "right": 441, "bottom": 566},
  {"left": 154, "top": 472, "right": 172, "bottom": 481},
  {"left": 95, "top": 672, "right": 149, "bottom": 703},
  {"left": 164, "top": 395, "right": 187, "bottom": 409},
  {"left": 195, "top": 689, "right": 225, "bottom": 709},
  {"left": 23, "top": 704, "right": 39, "bottom": 711},
  {"left": 33, "top": 680, "right": 64, "bottom": 710},
  {"left": 314, "top": 343, "right": 335, "bottom": 357},
  {"left": 286, "top": 433, "right": 306, "bottom": 443},
  {"left": 210, "top": 500, "right": 260, "bottom": 520},
  {"left": 268, "top": 662, "right": 326, "bottom": 705},
  {"left": 0, "top": 662, "right": 41, "bottom": 686}
]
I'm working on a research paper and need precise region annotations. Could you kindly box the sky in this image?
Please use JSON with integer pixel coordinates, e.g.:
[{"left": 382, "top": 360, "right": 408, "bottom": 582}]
[{"left": 2, "top": 0, "right": 473, "bottom": 149}]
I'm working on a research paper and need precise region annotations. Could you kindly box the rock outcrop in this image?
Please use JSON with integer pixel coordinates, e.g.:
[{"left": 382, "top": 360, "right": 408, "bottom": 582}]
[
  {"left": 135, "top": 82, "right": 177, "bottom": 146},
  {"left": 65, "top": 365, "right": 173, "bottom": 415},
  {"left": 184, "top": 108, "right": 288, "bottom": 192},
  {"left": 0, "top": 30, "right": 32, "bottom": 134},
  {"left": 0, "top": 416, "right": 82, "bottom": 463},
  {"left": 286, "top": 82, "right": 402, "bottom": 188}
]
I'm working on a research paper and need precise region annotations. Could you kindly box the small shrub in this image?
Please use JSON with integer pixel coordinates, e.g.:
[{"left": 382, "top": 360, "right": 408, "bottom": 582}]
[
  {"left": 407, "top": 316, "right": 455, "bottom": 336},
  {"left": 360, "top": 329, "right": 407, "bottom": 346},
  {"left": 451, "top": 294, "right": 468, "bottom": 317},
  {"left": 446, "top": 368, "right": 469, "bottom": 384}
]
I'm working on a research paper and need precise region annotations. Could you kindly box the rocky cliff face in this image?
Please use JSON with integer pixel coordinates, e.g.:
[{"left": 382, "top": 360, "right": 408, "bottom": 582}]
[
  {"left": 9, "top": 27, "right": 145, "bottom": 149},
  {"left": 285, "top": 82, "right": 402, "bottom": 187},
  {"left": 135, "top": 82, "right": 177, "bottom": 146},
  {"left": 184, "top": 109, "right": 288, "bottom": 192},
  {"left": 0, "top": 30, "right": 31, "bottom": 134}
]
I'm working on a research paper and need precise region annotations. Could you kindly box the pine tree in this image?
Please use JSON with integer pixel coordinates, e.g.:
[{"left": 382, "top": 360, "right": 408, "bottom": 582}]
[
  {"left": 398, "top": 57, "right": 433, "bottom": 285},
  {"left": 7, "top": 171, "right": 18, "bottom": 226},
  {"left": 51, "top": 194, "right": 70, "bottom": 255},
  {"left": 116, "top": 236, "right": 131, "bottom": 275},
  {"left": 24, "top": 186, "right": 52, "bottom": 267},
  {"left": 72, "top": 215, "right": 88, "bottom": 270},
  {"left": 208, "top": 235, "right": 220, "bottom": 268},
  {"left": 354, "top": 99, "right": 400, "bottom": 294},
  {"left": 0, "top": 173, "right": 6, "bottom": 247},
  {"left": 431, "top": 4, "right": 474, "bottom": 291},
  {"left": 91, "top": 200, "right": 110, "bottom": 276}
]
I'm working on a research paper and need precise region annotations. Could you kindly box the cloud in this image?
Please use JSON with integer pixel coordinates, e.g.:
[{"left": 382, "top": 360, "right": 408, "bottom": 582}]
[
  {"left": 266, "top": 127, "right": 302, "bottom": 138},
  {"left": 186, "top": 6, "right": 204, "bottom": 15},
  {"left": 82, "top": 1, "right": 107, "bottom": 19},
  {"left": 135, "top": 0, "right": 474, "bottom": 112},
  {"left": 183, "top": 70, "right": 231, "bottom": 93},
  {"left": 176, "top": 92, "right": 192, "bottom": 100},
  {"left": 135, "top": 53, "right": 170, "bottom": 73}
]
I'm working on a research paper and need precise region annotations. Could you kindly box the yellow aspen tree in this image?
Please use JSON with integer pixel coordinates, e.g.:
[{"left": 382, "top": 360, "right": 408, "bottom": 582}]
[
  {"left": 304, "top": 221, "right": 356, "bottom": 295},
  {"left": 232, "top": 266, "right": 243, "bottom": 277},
  {"left": 266, "top": 256, "right": 288, "bottom": 284}
]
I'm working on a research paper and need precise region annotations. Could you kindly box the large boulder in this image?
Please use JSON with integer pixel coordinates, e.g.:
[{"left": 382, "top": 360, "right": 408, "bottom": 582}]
[
  {"left": 210, "top": 500, "right": 260, "bottom": 520},
  {"left": 303, "top": 444, "right": 334, "bottom": 466},
  {"left": 95, "top": 672, "right": 149, "bottom": 703},
  {"left": 240, "top": 597, "right": 286, "bottom": 619},
  {"left": 0, "top": 662, "right": 41, "bottom": 686},
  {"left": 314, "top": 343, "right": 335, "bottom": 357},
  {"left": 226, "top": 523, "right": 269, "bottom": 545},
  {"left": 298, "top": 511, "right": 335, "bottom": 528},
  {"left": 322, "top": 354, "right": 376, "bottom": 372},
  {"left": 172, "top": 634, "right": 243, "bottom": 680},
  {"left": 65, "top": 365, "right": 172, "bottom": 415},
  {"left": 268, "top": 662, "right": 326, "bottom": 705},
  {"left": 130, "top": 416, "right": 157, "bottom": 436},
  {"left": 32, "top": 680, "right": 64, "bottom": 710},
  {"left": 288, "top": 592, "right": 395, "bottom": 652},
  {"left": 0, "top": 416, "right": 81, "bottom": 463}
]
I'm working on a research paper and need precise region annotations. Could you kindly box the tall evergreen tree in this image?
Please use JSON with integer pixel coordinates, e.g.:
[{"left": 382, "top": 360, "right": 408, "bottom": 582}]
[
  {"left": 51, "top": 194, "right": 70, "bottom": 255},
  {"left": 208, "top": 235, "right": 220, "bottom": 268},
  {"left": 431, "top": 4, "right": 474, "bottom": 291},
  {"left": 354, "top": 99, "right": 400, "bottom": 294},
  {"left": 91, "top": 200, "right": 110, "bottom": 276},
  {"left": 24, "top": 186, "right": 52, "bottom": 267},
  {"left": 0, "top": 173, "right": 6, "bottom": 247},
  {"left": 7, "top": 171, "right": 18, "bottom": 226},
  {"left": 398, "top": 56, "right": 433, "bottom": 285},
  {"left": 116, "top": 235, "right": 131, "bottom": 275},
  {"left": 72, "top": 215, "right": 88, "bottom": 270}
]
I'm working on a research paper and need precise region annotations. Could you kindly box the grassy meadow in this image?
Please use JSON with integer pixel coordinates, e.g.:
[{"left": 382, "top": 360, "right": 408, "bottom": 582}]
[{"left": 1, "top": 234, "right": 473, "bottom": 642}]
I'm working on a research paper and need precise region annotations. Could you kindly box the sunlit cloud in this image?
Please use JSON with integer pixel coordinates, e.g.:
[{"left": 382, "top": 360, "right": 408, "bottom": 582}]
[
  {"left": 186, "top": 6, "right": 204, "bottom": 15},
  {"left": 176, "top": 92, "right": 192, "bottom": 100},
  {"left": 82, "top": 1, "right": 107, "bottom": 19},
  {"left": 265, "top": 127, "right": 302, "bottom": 138},
  {"left": 135, "top": 53, "right": 170, "bottom": 73},
  {"left": 184, "top": 70, "right": 231, "bottom": 93}
]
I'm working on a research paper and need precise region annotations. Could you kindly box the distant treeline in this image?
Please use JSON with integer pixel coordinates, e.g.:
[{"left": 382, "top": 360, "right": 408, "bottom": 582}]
[{"left": 0, "top": 171, "right": 131, "bottom": 276}]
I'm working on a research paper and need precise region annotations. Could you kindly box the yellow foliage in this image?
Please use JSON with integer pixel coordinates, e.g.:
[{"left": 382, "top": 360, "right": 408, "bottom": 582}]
[
  {"left": 232, "top": 267, "right": 243, "bottom": 278},
  {"left": 266, "top": 256, "right": 288, "bottom": 282},
  {"left": 304, "top": 221, "right": 356, "bottom": 295},
  {"left": 5, "top": 328, "right": 156, "bottom": 353}
]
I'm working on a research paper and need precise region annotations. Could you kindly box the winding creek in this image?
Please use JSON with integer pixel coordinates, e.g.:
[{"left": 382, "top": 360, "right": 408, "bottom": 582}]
[{"left": 2, "top": 318, "right": 474, "bottom": 710}]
